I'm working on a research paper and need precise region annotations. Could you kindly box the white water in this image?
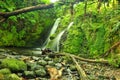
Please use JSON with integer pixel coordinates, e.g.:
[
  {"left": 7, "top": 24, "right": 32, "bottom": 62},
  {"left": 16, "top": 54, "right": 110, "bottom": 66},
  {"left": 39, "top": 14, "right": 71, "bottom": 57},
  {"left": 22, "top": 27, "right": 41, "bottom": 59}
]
[
  {"left": 42, "top": 18, "right": 61, "bottom": 49},
  {"left": 50, "top": 22, "right": 74, "bottom": 52}
]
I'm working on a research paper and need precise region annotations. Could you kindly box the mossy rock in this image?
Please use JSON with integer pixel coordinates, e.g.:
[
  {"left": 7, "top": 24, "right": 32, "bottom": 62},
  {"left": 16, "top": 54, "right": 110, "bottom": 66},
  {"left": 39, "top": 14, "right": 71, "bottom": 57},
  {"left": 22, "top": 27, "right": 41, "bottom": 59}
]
[
  {"left": 5, "top": 74, "right": 21, "bottom": 80},
  {"left": 0, "top": 68, "right": 11, "bottom": 75},
  {"left": 0, "top": 58, "right": 27, "bottom": 72}
]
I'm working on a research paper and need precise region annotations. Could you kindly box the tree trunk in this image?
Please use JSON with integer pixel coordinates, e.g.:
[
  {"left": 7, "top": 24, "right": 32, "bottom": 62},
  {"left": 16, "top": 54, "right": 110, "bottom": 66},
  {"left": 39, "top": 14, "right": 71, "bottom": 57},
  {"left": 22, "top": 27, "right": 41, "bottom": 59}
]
[{"left": 0, "top": 3, "right": 54, "bottom": 18}]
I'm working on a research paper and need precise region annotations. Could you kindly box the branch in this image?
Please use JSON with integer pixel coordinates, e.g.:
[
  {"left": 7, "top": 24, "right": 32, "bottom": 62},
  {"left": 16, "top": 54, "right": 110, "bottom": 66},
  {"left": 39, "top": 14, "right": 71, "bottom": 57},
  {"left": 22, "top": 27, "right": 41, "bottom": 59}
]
[
  {"left": 71, "top": 55, "right": 89, "bottom": 80},
  {"left": 0, "top": 3, "right": 54, "bottom": 21},
  {"left": 48, "top": 52, "right": 109, "bottom": 64},
  {"left": 0, "top": 18, "right": 7, "bottom": 22},
  {"left": 103, "top": 41, "right": 120, "bottom": 57}
]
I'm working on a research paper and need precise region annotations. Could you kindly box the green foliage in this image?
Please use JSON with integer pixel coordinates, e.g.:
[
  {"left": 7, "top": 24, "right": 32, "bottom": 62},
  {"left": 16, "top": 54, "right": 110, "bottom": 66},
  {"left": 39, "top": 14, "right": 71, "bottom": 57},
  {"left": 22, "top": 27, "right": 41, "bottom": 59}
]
[
  {"left": 108, "top": 56, "right": 120, "bottom": 67},
  {"left": 0, "top": 59, "right": 27, "bottom": 72},
  {"left": 61, "top": 0, "right": 120, "bottom": 58},
  {"left": 0, "top": 68, "right": 11, "bottom": 75},
  {"left": 6, "top": 74, "right": 21, "bottom": 80},
  {"left": 0, "top": 0, "right": 56, "bottom": 47}
]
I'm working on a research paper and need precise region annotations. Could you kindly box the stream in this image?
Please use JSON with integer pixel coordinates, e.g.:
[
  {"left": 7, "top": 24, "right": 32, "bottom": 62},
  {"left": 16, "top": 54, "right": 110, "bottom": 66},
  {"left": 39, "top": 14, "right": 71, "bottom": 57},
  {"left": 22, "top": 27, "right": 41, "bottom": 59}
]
[
  {"left": 0, "top": 48, "right": 118, "bottom": 80},
  {"left": 0, "top": 19, "right": 119, "bottom": 80}
]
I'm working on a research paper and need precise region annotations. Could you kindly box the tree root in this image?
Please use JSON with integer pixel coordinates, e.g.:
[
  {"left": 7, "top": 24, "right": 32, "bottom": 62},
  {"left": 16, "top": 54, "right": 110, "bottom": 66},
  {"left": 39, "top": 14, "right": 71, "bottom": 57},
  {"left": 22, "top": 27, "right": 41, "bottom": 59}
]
[{"left": 70, "top": 55, "right": 89, "bottom": 80}]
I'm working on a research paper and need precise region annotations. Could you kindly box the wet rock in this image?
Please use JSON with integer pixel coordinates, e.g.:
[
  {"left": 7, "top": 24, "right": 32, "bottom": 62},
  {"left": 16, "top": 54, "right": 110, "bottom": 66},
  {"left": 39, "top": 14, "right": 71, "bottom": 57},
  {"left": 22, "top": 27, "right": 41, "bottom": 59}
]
[
  {"left": 55, "top": 63, "right": 62, "bottom": 69},
  {"left": 0, "top": 58, "right": 27, "bottom": 72},
  {"left": 22, "top": 50, "right": 33, "bottom": 56},
  {"left": 11, "top": 52, "right": 18, "bottom": 55},
  {"left": 44, "top": 56, "right": 52, "bottom": 61},
  {"left": 31, "top": 65, "right": 44, "bottom": 71},
  {"left": 0, "top": 54, "right": 7, "bottom": 59},
  {"left": 24, "top": 71, "right": 35, "bottom": 78},
  {"left": 0, "top": 68, "right": 11, "bottom": 75},
  {"left": 48, "top": 61, "right": 54, "bottom": 66},
  {"left": 26, "top": 62, "right": 39, "bottom": 70},
  {"left": 35, "top": 68, "right": 46, "bottom": 77},
  {"left": 38, "top": 78, "right": 48, "bottom": 80},
  {"left": 32, "top": 56, "right": 39, "bottom": 61},
  {"left": 32, "top": 51, "right": 42, "bottom": 56},
  {"left": 0, "top": 49, "right": 5, "bottom": 52},
  {"left": 37, "top": 60, "right": 47, "bottom": 66},
  {"left": 17, "top": 73, "right": 23, "bottom": 77}
]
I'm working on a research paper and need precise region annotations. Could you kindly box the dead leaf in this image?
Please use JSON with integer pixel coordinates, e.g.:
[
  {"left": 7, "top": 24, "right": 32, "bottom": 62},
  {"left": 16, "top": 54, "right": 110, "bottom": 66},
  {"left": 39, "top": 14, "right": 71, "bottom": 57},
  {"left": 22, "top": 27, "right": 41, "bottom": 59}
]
[{"left": 47, "top": 66, "right": 64, "bottom": 80}]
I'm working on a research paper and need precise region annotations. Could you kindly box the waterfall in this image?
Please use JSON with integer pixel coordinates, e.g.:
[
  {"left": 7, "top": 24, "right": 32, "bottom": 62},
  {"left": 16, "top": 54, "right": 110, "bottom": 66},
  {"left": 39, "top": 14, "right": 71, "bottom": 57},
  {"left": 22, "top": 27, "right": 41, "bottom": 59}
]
[
  {"left": 50, "top": 22, "right": 74, "bottom": 52},
  {"left": 41, "top": 18, "right": 61, "bottom": 49}
]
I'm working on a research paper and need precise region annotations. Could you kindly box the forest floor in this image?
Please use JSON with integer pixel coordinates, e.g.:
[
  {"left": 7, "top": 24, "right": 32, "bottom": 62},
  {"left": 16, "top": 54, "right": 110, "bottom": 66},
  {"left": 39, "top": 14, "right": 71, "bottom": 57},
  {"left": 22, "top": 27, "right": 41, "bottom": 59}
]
[{"left": 0, "top": 48, "right": 120, "bottom": 80}]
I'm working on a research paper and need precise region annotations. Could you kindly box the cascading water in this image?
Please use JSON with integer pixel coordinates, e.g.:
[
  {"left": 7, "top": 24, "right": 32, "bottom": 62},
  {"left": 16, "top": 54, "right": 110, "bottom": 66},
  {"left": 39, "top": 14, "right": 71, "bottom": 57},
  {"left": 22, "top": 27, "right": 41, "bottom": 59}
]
[
  {"left": 41, "top": 18, "right": 61, "bottom": 49},
  {"left": 50, "top": 22, "right": 74, "bottom": 52}
]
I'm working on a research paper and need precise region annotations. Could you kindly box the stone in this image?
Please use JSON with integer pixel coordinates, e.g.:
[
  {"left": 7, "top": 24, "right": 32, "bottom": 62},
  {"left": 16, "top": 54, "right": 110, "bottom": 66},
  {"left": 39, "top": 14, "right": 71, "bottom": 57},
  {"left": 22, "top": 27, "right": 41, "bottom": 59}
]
[
  {"left": 55, "top": 63, "right": 62, "bottom": 69},
  {"left": 24, "top": 71, "right": 35, "bottom": 78},
  {"left": 32, "top": 56, "right": 39, "bottom": 61},
  {"left": 35, "top": 68, "right": 46, "bottom": 77},
  {"left": 0, "top": 49, "right": 5, "bottom": 52},
  {"left": 48, "top": 61, "right": 54, "bottom": 66},
  {"left": 37, "top": 60, "right": 47, "bottom": 66},
  {"left": 32, "top": 51, "right": 42, "bottom": 56},
  {"left": 31, "top": 65, "right": 44, "bottom": 71},
  {"left": 26, "top": 62, "right": 38, "bottom": 70},
  {"left": 44, "top": 56, "right": 52, "bottom": 61}
]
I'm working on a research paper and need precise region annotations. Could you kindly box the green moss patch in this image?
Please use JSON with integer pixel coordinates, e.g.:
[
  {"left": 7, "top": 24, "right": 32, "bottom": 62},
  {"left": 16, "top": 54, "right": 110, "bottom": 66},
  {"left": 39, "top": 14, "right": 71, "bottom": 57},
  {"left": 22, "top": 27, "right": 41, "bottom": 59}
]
[{"left": 0, "top": 58, "right": 27, "bottom": 72}]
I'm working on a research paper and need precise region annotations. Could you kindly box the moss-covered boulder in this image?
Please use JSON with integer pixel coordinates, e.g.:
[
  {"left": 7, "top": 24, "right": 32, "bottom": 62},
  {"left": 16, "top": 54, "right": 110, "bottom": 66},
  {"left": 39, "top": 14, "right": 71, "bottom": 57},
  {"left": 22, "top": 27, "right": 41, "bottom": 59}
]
[
  {"left": 0, "top": 68, "right": 11, "bottom": 75},
  {"left": 0, "top": 58, "right": 27, "bottom": 72},
  {"left": 5, "top": 74, "right": 21, "bottom": 80}
]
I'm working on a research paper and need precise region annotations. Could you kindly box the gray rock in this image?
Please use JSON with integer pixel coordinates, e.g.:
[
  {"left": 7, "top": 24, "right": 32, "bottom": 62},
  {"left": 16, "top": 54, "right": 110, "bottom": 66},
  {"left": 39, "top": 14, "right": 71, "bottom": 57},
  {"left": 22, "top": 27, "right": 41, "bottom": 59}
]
[
  {"left": 27, "top": 62, "right": 43, "bottom": 71},
  {"left": 37, "top": 60, "right": 47, "bottom": 66},
  {"left": 32, "top": 56, "right": 39, "bottom": 61},
  {"left": 55, "top": 63, "right": 62, "bottom": 69},
  {"left": 0, "top": 49, "right": 5, "bottom": 52},
  {"left": 44, "top": 56, "right": 52, "bottom": 61},
  {"left": 48, "top": 61, "right": 54, "bottom": 66},
  {"left": 11, "top": 52, "right": 18, "bottom": 55},
  {"left": 32, "top": 51, "right": 42, "bottom": 56},
  {"left": 0, "top": 54, "right": 7, "bottom": 59},
  {"left": 32, "top": 65, "right": 44, "bottom": 71},
  {"left": 24, "top": 71, "right": 35, "bottom": 78},
  {"left": 35, "top": 68, "right": 46, "bottom": 77}
]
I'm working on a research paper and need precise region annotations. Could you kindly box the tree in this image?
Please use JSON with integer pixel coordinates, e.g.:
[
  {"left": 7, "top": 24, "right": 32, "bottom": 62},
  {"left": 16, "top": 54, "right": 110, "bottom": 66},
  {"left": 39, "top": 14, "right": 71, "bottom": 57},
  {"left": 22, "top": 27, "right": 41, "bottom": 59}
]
[{"left": 0, "top": 3, "right": 54, "bottom": 22}]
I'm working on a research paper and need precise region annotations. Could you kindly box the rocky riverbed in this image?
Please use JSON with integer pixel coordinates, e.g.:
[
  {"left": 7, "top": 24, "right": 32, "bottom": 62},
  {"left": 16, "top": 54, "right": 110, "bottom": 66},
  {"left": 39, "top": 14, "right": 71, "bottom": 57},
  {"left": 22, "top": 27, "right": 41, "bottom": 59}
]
[{"left": 0, "top": 48, "right": 119, "bottom": 80}]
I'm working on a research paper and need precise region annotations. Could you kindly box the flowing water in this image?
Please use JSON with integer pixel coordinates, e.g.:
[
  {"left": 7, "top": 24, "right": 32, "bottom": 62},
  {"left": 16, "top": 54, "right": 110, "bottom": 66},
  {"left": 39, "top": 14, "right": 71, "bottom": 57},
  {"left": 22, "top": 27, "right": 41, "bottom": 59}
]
[
  {"left": 49, "top": 22, "right": 74, "bottom": 52},
  {"left": 41, "top": 18, "right": 61, "bottom": 49}
]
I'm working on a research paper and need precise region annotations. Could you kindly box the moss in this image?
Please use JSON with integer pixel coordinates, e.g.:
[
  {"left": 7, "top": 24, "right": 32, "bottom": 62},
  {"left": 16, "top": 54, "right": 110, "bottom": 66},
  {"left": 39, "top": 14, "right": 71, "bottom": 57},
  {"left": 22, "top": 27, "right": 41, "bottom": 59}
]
[
  {"left": 0, "top": 68, "right": 11, "bottom": 75},
  {"left": 0, "top": 58, "right": 27, "bottom": 72},
  {"left": 5, "top": 74, "right": 21, "bottom": 80},
  {"left": 0, "top": 73, "right": 4, "bottom": 80}
]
